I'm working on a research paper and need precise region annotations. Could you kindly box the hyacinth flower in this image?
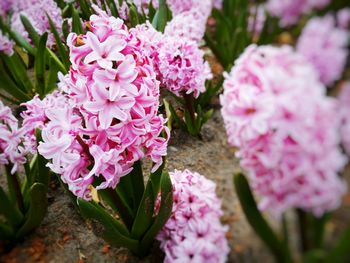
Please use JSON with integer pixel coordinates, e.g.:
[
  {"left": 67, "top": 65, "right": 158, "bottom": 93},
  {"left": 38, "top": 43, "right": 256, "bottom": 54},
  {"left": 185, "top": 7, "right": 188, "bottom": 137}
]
[
  {"left": 0, "top": 101, "right": 49, "bottom": 247},
  {"left": 0, "top": 1, "right": 71, "bottom": 104},
  {"left": 33, "top": 9, "right": 174, "bottom": 258},
  {"left": 157, "top": 170, "right": 229, "bottom": 263},
  {"left": 221, "top": 45, "right": 350, "bottom": 262}
]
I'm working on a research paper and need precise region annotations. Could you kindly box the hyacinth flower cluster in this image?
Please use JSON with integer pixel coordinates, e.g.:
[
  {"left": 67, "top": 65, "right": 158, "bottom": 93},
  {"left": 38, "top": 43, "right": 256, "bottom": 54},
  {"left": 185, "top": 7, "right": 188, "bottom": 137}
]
[
  {"left": 1, "top": 0, "right": 63, "bottom": 48},
  {"left": 157, "top": 169, "right": 229, "bottom": 263},
  {"left": 0, "top": 101, "right": 49, "bottom": 245},
  {"left": 128, "top": 7, "right": 214, "bottom": 137},
  {"left": 297, "top": 14, "right": 350, "bottom": 86},
  {"left": 266, "top": 0, "right": 331, "bottom": 27},
  {"left": 221, "top": 44, "right": 348, "bottom": 262},
  {"left": 30, "top": 10, "right": 174, "bottom": 257}
]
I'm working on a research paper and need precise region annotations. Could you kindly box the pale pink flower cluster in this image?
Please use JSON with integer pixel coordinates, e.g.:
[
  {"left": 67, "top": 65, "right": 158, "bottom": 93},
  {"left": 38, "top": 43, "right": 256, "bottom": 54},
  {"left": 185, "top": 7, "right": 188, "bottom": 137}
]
[
  {"left": 220, "top": 45, "right": 347, "bottom": 217},
  {"left": 37, "top": 10, "right": 169, "bottom": 200},
  {"left": 297, "top": 15, "right": 349, "bottom": 86},
  {"left": 157, "top": 37, "right": 212, "bottom": 98},
  {"left": 0, "top": 101, "right": 29, "bottom": 174},
  {"left": 0, "top": 31, "right": 14, "bottom": 56},
  {"left": 338, "top": 81, "right": 350, "bottom": 156},
  {"left": 0, "top": 0, "right": 12, "bottom": 16},
  {"left": 10, "top": 0, "right": 63, "bottom": 47},
  {"left": 266, "top": 0, "right": 331, "bottom": 26},
  {"left": 132, "top": 21, "right": 212, "bottom": 98},
  {"left": 337, "top": 8, "right": 350, "bottom": 29},
  {"left": 157, "top": 169, "right": 229, "bottom": 263},
  {"left": 164, "top": 10, "right": 207, "bottom": 43},
  {"left": 21, "top": 91, "right": 69, "bottom": 153}
]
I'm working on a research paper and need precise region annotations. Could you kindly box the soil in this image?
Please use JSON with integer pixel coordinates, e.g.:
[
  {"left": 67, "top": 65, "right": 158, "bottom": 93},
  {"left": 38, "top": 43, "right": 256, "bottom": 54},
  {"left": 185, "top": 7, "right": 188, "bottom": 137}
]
[{"left": 0, "top": 110, "right": 349, "bottom": 263}]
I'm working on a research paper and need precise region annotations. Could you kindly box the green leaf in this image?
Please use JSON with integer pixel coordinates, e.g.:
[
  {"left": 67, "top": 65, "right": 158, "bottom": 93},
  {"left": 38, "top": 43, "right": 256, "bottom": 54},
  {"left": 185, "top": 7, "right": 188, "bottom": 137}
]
[
  {"left": 302, "top": 250, "right": 326, "bottom": 263},
  {"left": 34, "top": 33, "right": 48, "bottom": 96},
  {"left": 168, "top": 103, "right": 185, "bottom": 130},
  {"left": 0, "top": 52, "right": 33, "bottom": 93},
  {"left": 0, "top": 60, "right": 31, "bottom": 102},
  {"left": 152, "top": 0, "right": 168, "bottom": 32},
  {"left": 117, "top": 161, "right": 144, "bottom": 214},
  {"left": 129, "top": 5, "right": 140, "bottom": 27},
  {"left": 20, "top": 15, "right": 40, "bottom": 47},
  {"left": 45, "top": 57, "right": 59, "bottom": 93},
  {"left": 0, "top": 186, "right": 23, "bottom": 227},
  {"left": 62, "top": 20, "right": 70, "bottom": 40},
  {"left": 324, "top": 224, "right": 350, "bottom": 263},
  {"left": 72, "top": 6, "right": 83, "bottom": 34},
  {"left": 139, "top": 171, "right": 173, "bottom": 257},
  {"left": 234, "top": 173, "right": 292, "bottom": 263},
  {"left": 47, "top": 14, "right": 70, "bottom": 70},
  {"left": 77, "top": 199, "right": 139, "bottom": 250},
  {"left": 98, "top": 187, "right": 134, "bottom": 230},
  {"left": 16, "top": 183, "right": 48, "bottom": 239},
  {"left": 78, "top": 0, "right": 92, "bottom": 19},
  {"left": 108, "top": 0, "right": 119, "bottom": 18},
  {"left": 0, "top": 222, "right": 14, "bottom": 241},
  {"left": 130, "top": 162, "right": 164, "bottom": 240}
]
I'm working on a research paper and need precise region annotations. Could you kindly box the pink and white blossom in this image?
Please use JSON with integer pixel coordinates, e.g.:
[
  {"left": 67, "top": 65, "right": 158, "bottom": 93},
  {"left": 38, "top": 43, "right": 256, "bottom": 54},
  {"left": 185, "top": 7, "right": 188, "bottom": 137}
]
[
  {"left": 266, "top": 0, "right": 331, "bottom": 26},
  {"left": 0, "top": 101, "right": 29, "bottom": 174},
  {"left": 157, "top": 169, "right": 229, "bottom": 263},
  {"left": 220, "top": 45, "right": 347, "bottom": 217},
  {"left": 10, "top": 0, "right": 63, "bottom": 48},
  {"left": 37, "top": 9, "right": 169, "bottom": 199},
  {"left": 0, "top": 31, "right": 14, "bottom": 56},
  {"left": 297, "top": 15, "right": 349, "bottom": 86}
]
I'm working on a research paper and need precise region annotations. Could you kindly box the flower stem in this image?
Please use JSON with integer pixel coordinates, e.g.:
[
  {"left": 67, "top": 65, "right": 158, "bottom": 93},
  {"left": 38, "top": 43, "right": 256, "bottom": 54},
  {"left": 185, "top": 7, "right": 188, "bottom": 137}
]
[
  {"left": 103, "top": 188, "right": 134, "bottom": 231},
  {"left": 297, "top": 209, "right": 309, "bottom": 253},
  {"left": 183, "top": 93, "right": 196, "bottom": 125},
  {"left": 5, "top": 165, "right": 25, "bottom": 213}
]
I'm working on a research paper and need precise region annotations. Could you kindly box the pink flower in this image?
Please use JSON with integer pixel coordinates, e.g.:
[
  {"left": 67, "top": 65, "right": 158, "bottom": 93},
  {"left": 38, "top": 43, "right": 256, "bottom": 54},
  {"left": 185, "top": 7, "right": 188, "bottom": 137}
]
[
  {"left": 157, "top": 169, "right": 229, "bottom": 263},
  {"left": 337, "top": 8, "right": 350, "bottom": 29},
  {"left": 164, "top": 11, "right": 207, "bottom": 43},
  {"left": 156, "top": 37, "right": 212, "bottom": 98},
  {"left": 0, "top": 101, "right": 29, "bottom": 174},
  {"left": 266, "top": 0, "right": 331, "bottom": 26},
  {"left": 297, "top": 15, "right": 349, "bottom": 86},
  {"left": 38, "top": 9, "right": 169, "bottom": 199},
  {"left": 0, "top": 31, "right": 14, "bottom": 56},
  {"left": 221, "top": 44, "right": 347, "bottom": 217},
  {"left": 10, "top": 0, "right": 63, "bottom": 48}
]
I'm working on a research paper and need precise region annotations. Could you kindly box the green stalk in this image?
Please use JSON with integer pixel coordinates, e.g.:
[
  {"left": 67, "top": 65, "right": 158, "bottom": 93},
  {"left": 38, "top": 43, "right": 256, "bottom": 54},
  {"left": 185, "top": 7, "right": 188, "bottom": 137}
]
[
  {"left": 5, "top": 165, "right": 25, "bottom": 213},
  {"left": 102, "top": 188, "right": 134, "bottom": 231},
  {"left": 183, "top": 93, "right": 196, "bottom": 126},
  {"left": 297, "top": 209, "right": 310, "bottom": 253}
]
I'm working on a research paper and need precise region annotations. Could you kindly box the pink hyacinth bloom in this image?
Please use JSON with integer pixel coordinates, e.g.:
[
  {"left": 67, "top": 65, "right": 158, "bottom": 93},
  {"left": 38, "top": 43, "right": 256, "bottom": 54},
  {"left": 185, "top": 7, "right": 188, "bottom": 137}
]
[
  {"left": 0, "top": 0, "right": 12, "bottom": 16},
  {"left": 156, "top": 36, "right": 212, "bottom": 98},
  {"left": 338, "top": 81, "right": 350, "bottom": 156},
  {"left": 0, "top": 31, "right": 14, "bottom": 56},
  {"left": 220, "top": 44, "right": 347, "bottom": 217},
  {"left": 0, "top": 101, "right": 29, "bottom": 174},
  {"left": 10, "top": 0, "right": 63, "bottom": 48},
  {"left": 266, "top": 0, "right": 331, "bottom": 26},
  {"left": 38, "top": 8, "right": 169, "bottom": 199},
  {"left": 157, "top": 169, "right": 229, "bottom": 263},
  {"left": 164, "top": 11, "right": 207, "bottom": 43},
  {"left": 297, "top": 15, "right": 349, "bottom": 86},
  {"left": 337, "top": 8, "right": 350, "bottom": 29}
]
